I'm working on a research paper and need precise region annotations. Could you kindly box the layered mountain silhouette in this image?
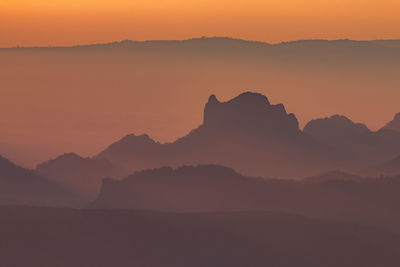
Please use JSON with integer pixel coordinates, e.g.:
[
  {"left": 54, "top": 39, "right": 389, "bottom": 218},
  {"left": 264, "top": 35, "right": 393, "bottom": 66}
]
[
  {"left": 97, "top": 92, "right": 334, "bottom": 178},
  {"left": 383, "top": 112, "right": 400, "bottom": 132},
  {"left": 0, "top": 155, "right": 83, "bottom": 206},
  {"left": 1, "top": 206, "right": 400, "bottom": 267},
  {"left": 93, "top": 164, "right": 400, "bottom": 234},
  {"left": 36, "top": 153, "right": 127, "bottom": 198},
  {"left": 364, "top": 154, "right": 400, "bottom": 177},
  {"left": 304, "top": 114, "right": 400, "bottom": 168},
  {"left": 36, "top": 92, "right": 400, "bottom": 196},
  {"left": 3, "top": 37, "right": 400, "bottom": 168},
  {"left": 4, "top": 38, "right": 400, "bottom": 266}
]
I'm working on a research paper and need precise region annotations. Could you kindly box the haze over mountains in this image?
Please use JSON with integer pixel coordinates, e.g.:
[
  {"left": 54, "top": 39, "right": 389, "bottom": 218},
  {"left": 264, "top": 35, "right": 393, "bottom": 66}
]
[
  {"left": 2, "top": 37, "right": 400, "bottom": 167},
  {"left": 0, "top": 88, "right": 400, "bottom": 266},
  {"left": 34, "top": 91, "right": 400, "bottom": 198},
  {"left": 36, "top": 153, "right": 127, "bottom": 198},
  {"left": 92, "top": 164, "right": 400, "bottom": 234},
  {"left": 2, "top": 37, "right": 400, "bottom": 267},
  {"left": 364, "top": 155, "right": 400, "bottom": 177},
  {"left": 97, "top": 95, "right": 400, "bottom": 178},
  {"left": 0, "top": 155, "right": 83, "bottom": 206},
  {"left": 304, "top": 114, "right": 400, "bottom": 168},
  {"left": 96, "top": 92, "right": 333, "bottom": 178}
]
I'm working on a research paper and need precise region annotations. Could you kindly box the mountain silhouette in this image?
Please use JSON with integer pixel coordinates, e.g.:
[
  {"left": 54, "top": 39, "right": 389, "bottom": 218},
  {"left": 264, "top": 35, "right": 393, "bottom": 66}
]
[
  {"left": 383, "top": 112, "right": 400, "bottom": 132},
  {"left": 98, "top": 92, "right": 333, "bottom": 178},
  {"left": 364, "top": 154, "right": 400, "bottom": 177},
  {"left": 93, "top": 164, "right": 400, "bottom": 234},
  {"left": 203, "top": 92, "right": 299, "bottom": 135},
  {"left": 1, "top": 206, "right": 400, "bottom": 267},
  {"left": 304, "top": 114, "right": 400, "bottom": 168},
  {"left": 36, "top": 153, "right": 127, "bottom": 198},
  {"left": 304, "top": 115, "right": 371, "bottom": 140},
  {"left": 3, "top": 37, "right": 400, "bottom": 168},
  {"left": 0, "top": 155, "right": 83, "bottom": 206},
  {"left": 34, "top": 93, "right": 400, "bottom": 197}
]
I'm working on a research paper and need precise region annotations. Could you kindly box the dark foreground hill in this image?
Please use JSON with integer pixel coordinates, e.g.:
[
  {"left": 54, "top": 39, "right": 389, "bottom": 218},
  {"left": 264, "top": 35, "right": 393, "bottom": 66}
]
[
  {"left": 1, "top": 206, "right": 399, "bottom": 267},
  {"left": 93, "top": 165, "right": 400, "bottom": 233},
  {"left": 0, "top": 155, "right": 84, "bottom": 207}
]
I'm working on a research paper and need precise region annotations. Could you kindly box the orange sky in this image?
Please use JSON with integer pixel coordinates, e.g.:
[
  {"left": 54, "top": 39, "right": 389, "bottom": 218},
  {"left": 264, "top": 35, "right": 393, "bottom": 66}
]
[{"left": 1, "top": 0, "right": 400, "bottom": 47}]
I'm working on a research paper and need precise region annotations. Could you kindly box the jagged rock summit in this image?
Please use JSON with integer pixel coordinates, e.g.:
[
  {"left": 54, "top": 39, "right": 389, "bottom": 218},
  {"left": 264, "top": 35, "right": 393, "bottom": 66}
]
[
  {"left": 203, "top": 92, "right": 299, "bottom": 136},
  {"left": 95, "top": 92, "right": 331, "bottom": 178}
]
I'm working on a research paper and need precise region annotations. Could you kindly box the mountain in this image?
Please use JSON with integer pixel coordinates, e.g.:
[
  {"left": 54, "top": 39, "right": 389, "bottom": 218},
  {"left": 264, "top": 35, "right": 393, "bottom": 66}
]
[
  {"left": 364, "top": 155, "right": 400, "bottom": 177},
  {"left": 2, "top": 37, "right": 400, "bottom": 168},
  {"left": 304, "top": 115, "right": 371, "bottom": 140},
  {"left": 98, "top": 92, "right": 334, "bottom": 178},
  {"left": 304, "top": 114, "right": 400, "bottom": 168},
  {"left": 36, "top": 153, "right": 127, "bottom": 199},
  {"left": 33, "top": 94, "right": 400, "bottom": 195},
  {"left": 93, "top": 164, "right": 400, "bottom": 233},
  {"left": 0, "top": 155, "right": 83, "bottom": 206},
  {"left": 202, "top": 92, "right": 299, "bottom": 136},
  {"left": 93, "top": 165, "right": 258, "bottom": 211},
  {"left": 383, "top": 112, "right": 400, "bottom": 132},
  {"left": 1, "top": 206, "right": 400, "bottom": 267}
]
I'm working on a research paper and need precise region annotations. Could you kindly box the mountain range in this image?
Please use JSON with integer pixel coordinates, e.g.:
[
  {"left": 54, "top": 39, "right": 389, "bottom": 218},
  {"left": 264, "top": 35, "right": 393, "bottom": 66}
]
[
  {"left": 35, "top": 91, "right": 400, "bottom": 197},
  {"left": 95, "top": 93, "right": 400, "bottom": 178},
  {"left": 2, "top": 37, "right": 400, "bottom": 167},
  {"left": 93, "top": 164, "right": 400, "bottom": 234},
  {"left": 97, "top": 92, "right": 333, "bottom": 178},
  {"left": 2, "top": 38, "right": 400, "bottom": 267}
]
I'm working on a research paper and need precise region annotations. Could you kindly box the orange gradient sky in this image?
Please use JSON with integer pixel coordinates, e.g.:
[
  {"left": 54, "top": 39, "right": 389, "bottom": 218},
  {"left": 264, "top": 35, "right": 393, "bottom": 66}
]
[{"left": 1, "top": 0, "right": 400, "bottom": 47}]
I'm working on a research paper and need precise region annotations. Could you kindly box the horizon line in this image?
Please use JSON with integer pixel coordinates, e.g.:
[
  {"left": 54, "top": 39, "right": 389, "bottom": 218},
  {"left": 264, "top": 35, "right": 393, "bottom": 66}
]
[{"left": 2, "top": 36, "right": 400, "bottom": 49}]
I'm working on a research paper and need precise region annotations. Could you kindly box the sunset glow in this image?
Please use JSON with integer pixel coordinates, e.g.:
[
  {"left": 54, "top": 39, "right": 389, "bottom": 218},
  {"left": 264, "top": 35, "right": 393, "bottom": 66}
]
[{"left": 1, "top": 0, "right": 400, "bottom": 47}]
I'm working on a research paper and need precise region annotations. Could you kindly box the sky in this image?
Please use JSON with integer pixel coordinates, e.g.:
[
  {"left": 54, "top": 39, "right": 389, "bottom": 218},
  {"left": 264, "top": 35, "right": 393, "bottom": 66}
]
[{"left": 1, "top": 0, "right": 400, "bottom": 47}]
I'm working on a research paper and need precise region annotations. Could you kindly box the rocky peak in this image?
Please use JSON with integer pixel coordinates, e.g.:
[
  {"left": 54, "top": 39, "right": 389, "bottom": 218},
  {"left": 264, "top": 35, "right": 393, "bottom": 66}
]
[{"left": 203, "top": 92, "right": 299, "bottom": 136}]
